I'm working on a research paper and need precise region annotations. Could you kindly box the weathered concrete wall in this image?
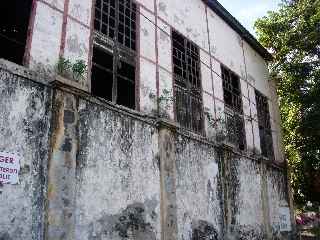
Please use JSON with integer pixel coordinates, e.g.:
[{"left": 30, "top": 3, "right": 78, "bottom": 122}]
[
  {"left": 267, "top": 168, "right": 292, "bottom": 239},
  {"left": 175, "top": 136, "right": 222, "bottom": 240},
  {"left": 0, "top": 62, "right": 52, "bottom": 240},
  {"left": 75, "top": 101, "right": 161, "bottom": 240},
  {"left": 0, "top": 60, "right": 294, "bottom": 240},
  {"left": 226, "top": 156, "right": 265, "bottom": 239}
]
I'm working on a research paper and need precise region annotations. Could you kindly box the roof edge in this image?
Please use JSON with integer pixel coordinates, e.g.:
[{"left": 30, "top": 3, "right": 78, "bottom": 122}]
[{"left": 204, "top": 0, "right": 273, "bottom": 61}]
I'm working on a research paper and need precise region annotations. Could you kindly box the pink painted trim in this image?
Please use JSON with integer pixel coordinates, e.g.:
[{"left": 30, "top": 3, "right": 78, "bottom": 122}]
[
  {"left": 38, "top": 0, "right": 90, "bottom": 29},
  {"left": 24, "top": 0, "right": 38, "bottom": 67},
  {"left": 204, "top": 5, "right": 217, "bottom": 120},
  {"left": 154, "top": 0, "right": 160, "bottom": 112},
  {"left": 59, "top": 0, "right": 70, "bottom": 57},
  {"left": 87, "top": 0, "right": 96, "bottom": 92},
  {"left": 170, "top": 28, "right": 176, "bottom": 121},
  {"left": 139, "top": 3, "right": 155, "bottom": 15},
  {"left": 135, "top": 5, "right": 141, "bottom": 111}
]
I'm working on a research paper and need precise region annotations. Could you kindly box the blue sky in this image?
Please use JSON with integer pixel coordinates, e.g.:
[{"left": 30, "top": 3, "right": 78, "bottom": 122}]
[{"left": 217, "top": 0, "right": 282, "bottom": 36}]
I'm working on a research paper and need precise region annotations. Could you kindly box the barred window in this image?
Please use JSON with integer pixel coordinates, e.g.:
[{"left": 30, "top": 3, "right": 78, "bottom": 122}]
[
  {"left": 255, "top": 90, "right": 274, "bottom": 159},
  {"left": 221, "top": 65, "right": 246, "bottom": 150},
  {"left": 91, "top": 0, "right": 137, "bottom": 109},
  {"left": 172, "top": 30, "right": 203, "bottom": 134},
  {"left": 0, "top": 0, "right": 33, "bottom": 65}
]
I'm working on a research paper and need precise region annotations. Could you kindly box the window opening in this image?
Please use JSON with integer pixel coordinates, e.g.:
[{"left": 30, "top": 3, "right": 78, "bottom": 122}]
[
  {"left": 255, "top": 90, "right": 274, "bottom": 159},
  {"left": 221, "top": 65, "right": 246, "bottom": 150},
  {"left": 172, "top": 30, "right": 203, "bottom": 134},
  {"left": 92, "top": 0, "right": 136, "bottom": 109},
  {"left": 0, "top": 0, "right": 33, "bottom": 65}
]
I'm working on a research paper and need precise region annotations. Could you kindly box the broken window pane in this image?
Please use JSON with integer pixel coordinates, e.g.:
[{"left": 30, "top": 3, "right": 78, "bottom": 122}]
[
  {"left": 172, "top": 30, "right": 203, "bottom": 134},
  {"left": 255, "top": 90, "right": 274, "bottom": 159},
  {"left": 0, "top": 0, "right": 33, "bottom": 64},
  {"left": 221, "top": 65, "right": 246, "bottom": 150},
  {"left": 92, "top": 0, "right": 136, "bottom": 109}
]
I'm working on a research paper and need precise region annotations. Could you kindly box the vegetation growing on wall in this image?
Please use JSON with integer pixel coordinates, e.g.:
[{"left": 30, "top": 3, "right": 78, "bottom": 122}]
[
  {"left": 255, "top": 0, "right": 320, "bottom": 205},
  {"left": 56, "top": 57, "right": 87, "bottom": 81}
]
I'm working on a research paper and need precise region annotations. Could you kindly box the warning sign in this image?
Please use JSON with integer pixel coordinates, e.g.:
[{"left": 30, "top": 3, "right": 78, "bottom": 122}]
[
  {"left": 0, "top": 151, "right": 20, "bottom": 184},
  {"left": 279, "top": 207, "right": 292, "bottom": 232}
]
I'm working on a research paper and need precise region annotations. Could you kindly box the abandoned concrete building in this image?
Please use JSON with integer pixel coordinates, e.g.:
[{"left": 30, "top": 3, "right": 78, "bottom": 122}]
[{"left": 0, "top": 0, "right": 295, "bottom": 239}]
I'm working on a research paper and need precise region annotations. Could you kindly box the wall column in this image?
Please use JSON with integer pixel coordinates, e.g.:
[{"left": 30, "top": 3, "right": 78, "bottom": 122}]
[
  {"left": 46, "top": 87, "right": 78, "bottom": 240},
  {"left": 158, "top": 120, "right": 178, "bottom": 240}
]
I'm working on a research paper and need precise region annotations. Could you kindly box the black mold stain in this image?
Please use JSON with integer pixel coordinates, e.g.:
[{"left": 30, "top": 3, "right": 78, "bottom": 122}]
[
  {"left": 64, "top": 110, "right": 75, "bottom": 124},
  {"left": 61, "top": 137, "right": 72, "bottom": 152},
  {"left": 0, "top": 232, "right": 11, "bottom": 240},
  {"left": 192, "top": 220, "right": 218, "bottom": 240},
  {"left": 89, "top": 202, "right": 157, "bottom": 240}
]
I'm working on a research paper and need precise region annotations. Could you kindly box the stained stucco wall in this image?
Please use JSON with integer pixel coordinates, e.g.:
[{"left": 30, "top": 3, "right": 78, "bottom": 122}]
[
  {"left": 175, "top": 136, "right": 222, "bottom": 240},
  {"left": 0, "top": 62, "right": 52, "bottom": 240},
  {"left": 0, "top": 60, "right": 294, "bottom": 240},
  {"left": 75, "top": 101, "right": 161, "bottom": 240}
]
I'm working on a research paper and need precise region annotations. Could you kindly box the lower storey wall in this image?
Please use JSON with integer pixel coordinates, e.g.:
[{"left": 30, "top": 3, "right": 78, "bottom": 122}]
[{"left": 0, "top": 64, "right": 294, "bottom": 240}]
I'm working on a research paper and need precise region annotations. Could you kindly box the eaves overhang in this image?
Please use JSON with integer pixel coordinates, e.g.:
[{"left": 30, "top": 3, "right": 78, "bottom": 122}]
[{"left": 203, "top": 0, "right": 273, "bottom": 61}]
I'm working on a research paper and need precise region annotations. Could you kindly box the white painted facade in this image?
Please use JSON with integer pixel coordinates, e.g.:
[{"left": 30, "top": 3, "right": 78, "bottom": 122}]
[{"left": 26, "top": 0, "right": 284, "bottom": 163}]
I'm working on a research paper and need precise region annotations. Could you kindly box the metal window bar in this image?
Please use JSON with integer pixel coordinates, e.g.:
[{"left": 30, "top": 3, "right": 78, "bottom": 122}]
[
  {"left": 221, "top": 65, "right": 242, "bottom": 112},
  {"left": 92, "top": 0, "right": 136, "bottom": 109},
  {"left": 94, "top": 0, "right": 136, "bottom": 51},
  {"left": 172, "top": 30, "right": 203, "bottom": 134},
  {"left": 221, "top": 65, "right": 246, "bottom": 150},
  {"left": 255, "top": 90, "right": 274, "bottom": 159}
]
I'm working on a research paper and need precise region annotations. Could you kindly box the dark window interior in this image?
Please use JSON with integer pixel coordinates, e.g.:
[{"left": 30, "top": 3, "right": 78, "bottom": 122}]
[
  {"left": 0, "top": 0, "right": 33, "bottom": 65},
  {"left": 92, "top": 0, "right": 136, "bottom": 109},
  {"left": 255, "top": 90, "right": 274, "bottom": 159},
  {"left": 91, "top": 46, "right": 113, "bottom": 102},
  {"left": 221, "top": 65, "right": 246, "bottom": 150},
  {"left": 172, "top": 30, "right": 203, "bottom": 134},
  {"left": 117, "top": 60, "right": 135, "bottom": 109}
]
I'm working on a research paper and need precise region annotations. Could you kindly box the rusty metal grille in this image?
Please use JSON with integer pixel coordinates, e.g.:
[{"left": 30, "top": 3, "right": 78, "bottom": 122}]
[
  {"left": 221, "top": 65, "right": 242, "bottom": 113},
  {"left": 91, "top": 0, "right": 136, "bottom": 109},
  {"left": 94, "top": 0, "right": 136, "bottom": 51},
  {"left": 221, "top": 65, "right": 246, "bottom": 150},
  {"left": 255, "top": 90, "right": 274, "bottom": 159},
  {"left": 172, "top": 30, "right": 203, "bottom": 134}
]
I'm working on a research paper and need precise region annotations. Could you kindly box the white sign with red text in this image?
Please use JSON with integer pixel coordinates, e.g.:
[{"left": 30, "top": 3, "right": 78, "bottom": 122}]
[{"left": 0, "top": 151, "right": 20, "bottom": 184}]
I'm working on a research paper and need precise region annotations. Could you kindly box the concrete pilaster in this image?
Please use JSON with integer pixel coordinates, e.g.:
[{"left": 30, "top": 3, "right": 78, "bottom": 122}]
[
  {"left": 158, "top": 121, "right": 178, "bottom": 240},
  {"left": 46, "top": 89, "right": 78, "bottom": 240}
]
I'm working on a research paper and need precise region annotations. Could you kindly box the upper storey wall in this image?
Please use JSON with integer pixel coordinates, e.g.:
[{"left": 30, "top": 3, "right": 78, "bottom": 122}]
[{"left": 28, "top": 0, "right": 271, "bottom": 99}]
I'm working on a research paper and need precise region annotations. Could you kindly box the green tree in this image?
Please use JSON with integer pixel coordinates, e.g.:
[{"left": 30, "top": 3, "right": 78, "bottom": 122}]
[{"left": 255, "top": 0, "right": 320, "bottom": 205}]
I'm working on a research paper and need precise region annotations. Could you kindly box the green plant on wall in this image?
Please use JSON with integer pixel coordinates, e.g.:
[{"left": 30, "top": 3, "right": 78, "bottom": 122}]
[
  {"left": 56, "top": 57, "right": 72, "bottom": 77},
  {"left": 56, "top": 57, "right": 87, "bottom": 81},
  {"left": 72, "top": 59, "right": 87, "bottom": 80}
]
